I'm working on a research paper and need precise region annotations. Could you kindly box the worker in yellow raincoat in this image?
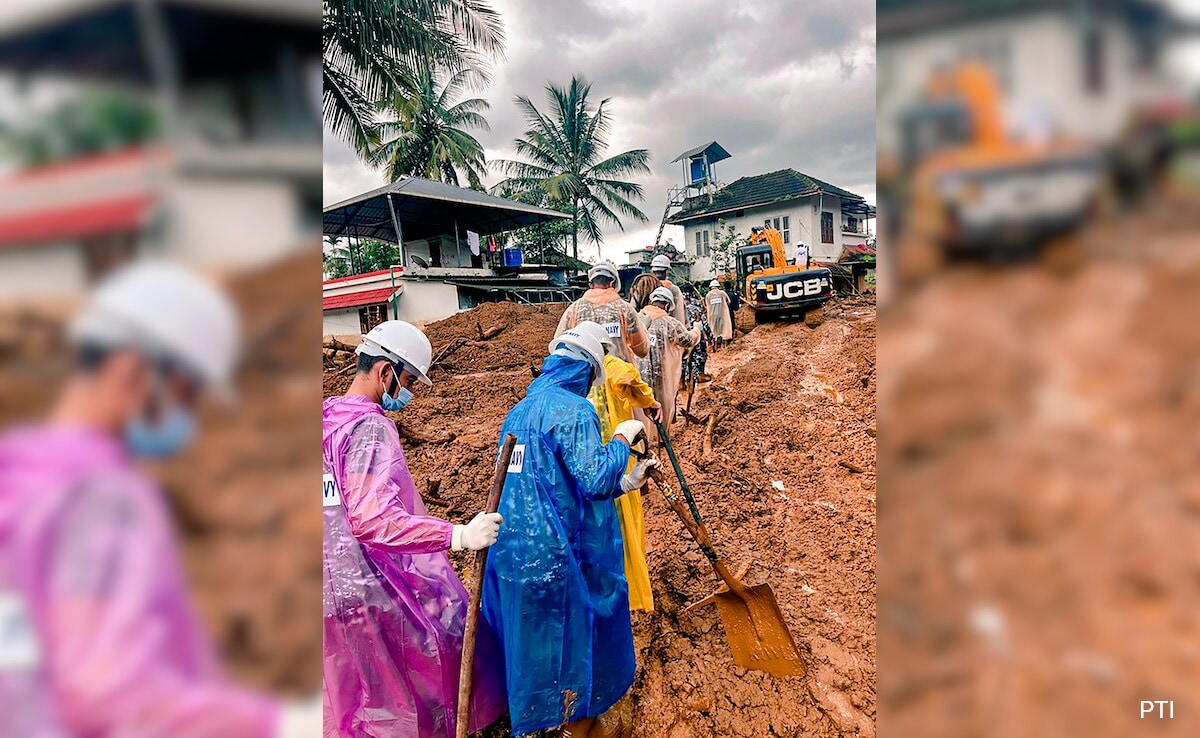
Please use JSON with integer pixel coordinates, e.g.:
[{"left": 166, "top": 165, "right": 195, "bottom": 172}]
[{"left": 580, "top": 323, "right": 663, "bottom": 613}]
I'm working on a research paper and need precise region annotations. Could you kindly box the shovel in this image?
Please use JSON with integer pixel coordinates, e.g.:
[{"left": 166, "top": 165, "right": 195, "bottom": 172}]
[{"left": 644, "top": 421, "right": 806, "bottom": 678}]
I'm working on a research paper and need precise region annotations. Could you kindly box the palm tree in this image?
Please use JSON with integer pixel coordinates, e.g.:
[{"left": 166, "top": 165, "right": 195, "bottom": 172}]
[
  {"left": 323, "top": 235, "right": 354, "bottom": 278},
  {"left": 493, "top": 75, "right": 651, "bottom": 261},
  {"left": 323, "top": 0, "right": 504, "bottom": 157},
  {"left": 368, "top": 66, "right": 490, "bottom": 188}
]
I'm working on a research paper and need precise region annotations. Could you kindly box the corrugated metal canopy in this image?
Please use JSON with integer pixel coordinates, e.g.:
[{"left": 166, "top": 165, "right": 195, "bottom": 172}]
[
  {"left": 670, "top": 141, "right": 731, "bottom": 164},
  {"left": 323, "top": 177, "right": 570, "bottom": 243}
]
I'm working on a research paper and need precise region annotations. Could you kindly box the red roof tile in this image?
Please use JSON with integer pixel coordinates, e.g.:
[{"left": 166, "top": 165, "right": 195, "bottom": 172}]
[
  {"left": 322, "top": 286, "right": 398, "bottom": 311},
  {"left": 0, "top": 195, "right": 154, "bottom": 249}
]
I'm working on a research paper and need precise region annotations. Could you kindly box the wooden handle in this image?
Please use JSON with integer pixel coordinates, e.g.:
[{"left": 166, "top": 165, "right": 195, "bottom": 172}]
[{"left": 455, "top": 433, "right": 518, "bottom": 738}]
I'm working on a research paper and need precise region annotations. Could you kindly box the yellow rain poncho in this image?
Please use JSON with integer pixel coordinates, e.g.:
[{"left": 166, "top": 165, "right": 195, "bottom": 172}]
[{"left": 589, "top": 354, "right": 658, "bottom": 612}]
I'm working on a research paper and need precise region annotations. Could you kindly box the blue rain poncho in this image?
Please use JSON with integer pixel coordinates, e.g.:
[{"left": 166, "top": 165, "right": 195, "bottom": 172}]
[{"left": 481, "top": 354, "right": 635, "bottom": 735}]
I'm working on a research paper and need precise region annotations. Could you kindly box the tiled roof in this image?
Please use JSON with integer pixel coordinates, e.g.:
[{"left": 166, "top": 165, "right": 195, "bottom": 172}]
[
  {"left": 322, "top": 286, "right": 399, "bottom": 311},
  {"left": 667, "top": 169, "right": 865, "bottom": 223},
  {"left": 0, "top": 195, "right": 154, "bottom": 249}
]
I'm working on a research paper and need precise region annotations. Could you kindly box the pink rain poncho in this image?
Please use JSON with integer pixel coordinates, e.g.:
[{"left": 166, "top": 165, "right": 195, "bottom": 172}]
[
  {"left": 0, "top": 424, "right": 279, "bottom": 738},
  {"left": 322, "top": 395, "right": 505, "bottom": 738}
]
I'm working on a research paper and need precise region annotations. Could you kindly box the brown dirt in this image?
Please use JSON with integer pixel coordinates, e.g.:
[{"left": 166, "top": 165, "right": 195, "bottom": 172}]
[
  {"left": 325, "top": 296, "right": 877, "bottom": 736},
  {"left": 0, "top": 251, "right": 323, "bottom": 695},
  {"left": 878, "top": 199, "right": 1200, "bottom": 737}
]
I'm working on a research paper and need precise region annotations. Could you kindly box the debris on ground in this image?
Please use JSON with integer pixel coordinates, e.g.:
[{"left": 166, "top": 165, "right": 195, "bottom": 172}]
[{"left": 324, "top": 296, "right": 877, "bottom": 736}]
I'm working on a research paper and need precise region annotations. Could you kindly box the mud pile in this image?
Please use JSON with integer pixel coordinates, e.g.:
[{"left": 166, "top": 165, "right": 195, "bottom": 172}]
[
  {"left": 878, "top": 213, "right": 1200, "bottom": 737},
  {"left": 324, "top": 297, "right": 877, "bottom": 736}
]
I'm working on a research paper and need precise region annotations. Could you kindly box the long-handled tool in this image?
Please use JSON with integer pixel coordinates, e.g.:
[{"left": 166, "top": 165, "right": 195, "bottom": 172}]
[
  {"left": 455, "top": 433, "right": 518, "bottom": 738},
  {"left": 647, "top": 420, "right": 806, "bottom": 678}
]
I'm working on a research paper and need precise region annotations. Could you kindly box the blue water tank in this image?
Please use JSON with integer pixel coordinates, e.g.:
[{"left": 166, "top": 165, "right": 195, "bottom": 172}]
[{"left": 501, "top": 247, "right": 524, "bottom": 268}]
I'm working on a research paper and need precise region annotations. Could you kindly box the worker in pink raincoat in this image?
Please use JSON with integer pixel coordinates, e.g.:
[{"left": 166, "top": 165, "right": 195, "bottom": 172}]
[
  {"left": 323, "top": 320, "right": 507, "bottom": 738},
  {"left": 0, "top": 263, "right": 320, "bottom": 738}
]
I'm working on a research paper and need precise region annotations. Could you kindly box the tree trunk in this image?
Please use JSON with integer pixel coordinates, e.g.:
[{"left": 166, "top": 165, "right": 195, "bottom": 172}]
[{"left": 571, "top": 204, "right": 579, "bottom": 262}]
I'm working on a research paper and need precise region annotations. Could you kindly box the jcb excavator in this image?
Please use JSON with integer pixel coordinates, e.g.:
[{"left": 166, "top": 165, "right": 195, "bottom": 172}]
[
  {"left": 892, "top": 62, "right": 1102, "bottom": 277},
  {"left": 735, "top": 226, "right": 832, "bottom": 324}
]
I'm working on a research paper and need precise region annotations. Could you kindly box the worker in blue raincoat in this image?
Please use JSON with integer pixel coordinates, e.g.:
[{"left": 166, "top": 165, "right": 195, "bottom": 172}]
[{"left": 481, "top": 322, "right": 656, "bottom": 737}]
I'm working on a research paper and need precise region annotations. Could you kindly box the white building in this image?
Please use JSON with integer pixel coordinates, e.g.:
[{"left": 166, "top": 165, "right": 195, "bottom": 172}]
[
  {"left": 877, "top": 0, "right": 1194, "bottom": 153},
  {"left": 666, "top": 168, "right": 874, "bottom": 282},
  {"left": 322, "top": 177, "right": 573, "bottom": 337}
]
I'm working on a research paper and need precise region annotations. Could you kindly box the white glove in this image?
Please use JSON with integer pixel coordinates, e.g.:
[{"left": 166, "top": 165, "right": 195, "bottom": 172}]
[
  {"left": 613, "top": 419, "right": 646, "bottom": 444},
  {"left": 278, "top": 694, "right": 322, "bottom": 738},
  {"left": 692, "top": 321, "right": 703, "bottom": 332},
  {"left": 452, "top": 511, "right": 503, "bottom": 551},
  {"left": 621, "top": 458, "right": 659, "bottom": 492}
]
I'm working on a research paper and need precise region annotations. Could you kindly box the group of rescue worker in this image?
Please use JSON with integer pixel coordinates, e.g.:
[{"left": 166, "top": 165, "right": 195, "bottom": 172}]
[
  {"left": 324, "top": 255, "right": 738, "bottom": 737},
  {"left": 0, "top": 255, "right": 737, "bottom": 738}
]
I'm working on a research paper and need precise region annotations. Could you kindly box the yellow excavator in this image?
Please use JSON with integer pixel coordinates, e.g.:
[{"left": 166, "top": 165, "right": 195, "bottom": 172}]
[
  {"left": 892, "top": 62, "right": 1102, "bottom": 277},
  {"left": 734, "top": 226, "right": 832, "bottom": 324}
]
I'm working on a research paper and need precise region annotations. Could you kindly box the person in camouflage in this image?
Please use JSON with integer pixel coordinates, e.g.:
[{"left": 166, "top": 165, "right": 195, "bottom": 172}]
[
  {"left": 680, "top": 283, "right": 712, "bottom": 386},
  {"left": 554, "top": 262, "right": 648, "bottom": 364}
]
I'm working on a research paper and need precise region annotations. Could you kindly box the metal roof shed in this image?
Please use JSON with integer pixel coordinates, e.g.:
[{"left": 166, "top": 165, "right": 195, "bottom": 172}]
[{"left": 322, "top": 177, "right": 570, "bottom": 244}]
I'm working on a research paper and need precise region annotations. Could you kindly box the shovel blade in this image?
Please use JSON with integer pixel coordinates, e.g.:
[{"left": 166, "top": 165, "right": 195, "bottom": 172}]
[{"left": 714, "top": 584, "right": 806, "bottom": 678}]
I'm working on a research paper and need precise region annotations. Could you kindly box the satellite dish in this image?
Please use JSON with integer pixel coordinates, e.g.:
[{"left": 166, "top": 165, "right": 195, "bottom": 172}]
[{"left": 410, "top": 255, "right": 430, "bottom": 269}]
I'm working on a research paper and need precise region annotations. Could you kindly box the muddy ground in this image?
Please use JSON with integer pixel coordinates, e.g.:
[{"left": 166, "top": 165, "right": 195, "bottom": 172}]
[
  {"left": 878, "top": 197, "right": 1200, "bottom": 738},
  {"left": 324, "top": 296, "right": 877, "bottom": 737}
]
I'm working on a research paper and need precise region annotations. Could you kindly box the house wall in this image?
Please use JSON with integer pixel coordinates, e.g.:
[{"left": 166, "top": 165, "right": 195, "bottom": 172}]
[
  {"left": 393, "top": 280, "right": 461, "bottom": 325},
  {"left": 323, "top": 308, "right": 362, "bottom": 338},
  {"left": 0, "top": 245, "right": 88, "bottom": 302},
  {"left": 878, "top": 9, "right": 1175, "bottom": 154},
  {"left": 169, "top": 178, "right": 304, "bottom": 269},
  {"left": 679, "top": 195, "right": 864, "bottom": 281},
  {"left": 403, "top": 237, "right": 478, "bottom": 269}
]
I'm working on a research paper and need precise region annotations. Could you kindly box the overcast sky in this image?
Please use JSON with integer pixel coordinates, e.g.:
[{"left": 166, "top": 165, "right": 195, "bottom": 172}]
[{"left": 323, "top": 0, "right": 878, "bottom": 263}]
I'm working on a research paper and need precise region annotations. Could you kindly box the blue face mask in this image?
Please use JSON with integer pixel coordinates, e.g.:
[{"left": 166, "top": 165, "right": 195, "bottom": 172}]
[
  {"left": 124, "top": 406, "right": 195, "bottom": 459},
  {"left": 380, "top": 365, "right": 413, "bottom": 412},
  {"left": 382, "top": 386, "right": 413, "bottom": 412}
]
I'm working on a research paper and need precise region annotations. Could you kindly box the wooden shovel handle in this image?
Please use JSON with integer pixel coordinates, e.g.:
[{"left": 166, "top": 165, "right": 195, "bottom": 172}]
[
  {"left": 648, "top": 469, "right": 750, "bottom": 597},
  {"left": 455, "top": 433, "right": 518, "bottom": 738}
]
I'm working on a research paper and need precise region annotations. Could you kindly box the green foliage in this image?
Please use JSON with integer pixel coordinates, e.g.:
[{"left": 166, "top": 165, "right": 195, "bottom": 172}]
[
  {"left": 323, "top": 0, "right": 504, "bottom": 156},
  {"left": 708, "top": 220, "right": 743, "bottom": 277},
  {"left": 493, "top": 75, "right": 651, "bottom": 260},
  {"left": 369, "top": 66, "right": 490, "bottom": 188},
  {"left": 322, "top": 236, "right": 401, "bottom": 278},
  {"left": 0, "top": 90, "right": 161, "bottom": 167}
]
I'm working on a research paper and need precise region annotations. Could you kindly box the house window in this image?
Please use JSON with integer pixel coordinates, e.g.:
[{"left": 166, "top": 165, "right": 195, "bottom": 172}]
[
  {"left": 782, "top": 216, "right": 790, "bottom": 245},
  {"left": 846, "top": 216, "right": 858, "bottom": 233},
  {"left": 821, "top": 212, "right": 834, "bottom": 244},
  {"left": 359, "top": 304, "right": 387, "bottom": 333},
  {"left": 703, "top": 229, "right": 711, "bottom": 256},
  {"left": 1085, "top": 27, "right": 1105, "bottom": 94},
  {"left": 764, "top": 218, "right": 770, "bottom": 228},
  {"left": 695, "top": 230, "right": 703, "bottom": 256}
]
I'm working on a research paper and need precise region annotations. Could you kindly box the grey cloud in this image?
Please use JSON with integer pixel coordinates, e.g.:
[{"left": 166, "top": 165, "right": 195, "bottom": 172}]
[{"left": 325, "top": 0, "right": 876, "bottom": 250}]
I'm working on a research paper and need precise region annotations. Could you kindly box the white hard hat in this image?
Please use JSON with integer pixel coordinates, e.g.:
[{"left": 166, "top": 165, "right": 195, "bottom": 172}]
[
  {"left": 649, "top": 286, "right": 676, "bottom": 311},
  {"left": 709, "top": 279, "right": 721, "bottom": 288},
  {"left": 69, "top": 261, "right": 240, "bottom": 396},
  {"left": 650, "top": 255, "right": 671, "bottom": 271},
  {"left": 549, "top": 321, "right": 608, "bottom": 374},
  {"left": 569, "top": 319, "right": 614, "bottom": 348},
  {"left": 588, "top": 262, "right": 621, "bottom": 291},
  {"left": 357, "top": 320, "right": 433, "bottom": 386}
]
